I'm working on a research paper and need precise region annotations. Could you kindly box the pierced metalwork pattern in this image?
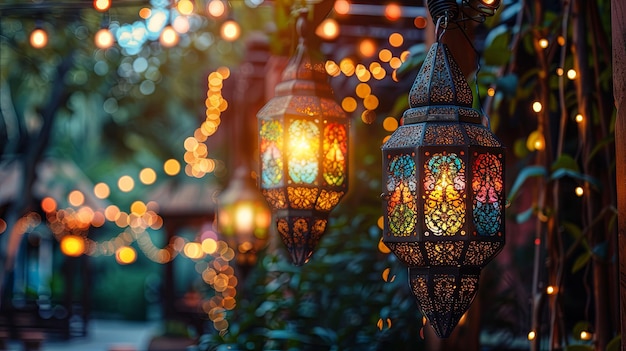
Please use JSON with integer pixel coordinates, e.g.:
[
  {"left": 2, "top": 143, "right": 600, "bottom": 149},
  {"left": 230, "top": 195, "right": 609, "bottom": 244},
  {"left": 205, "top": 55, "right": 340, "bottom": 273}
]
[
  {"left": 424, "top": 241, "right": 464, "bottom": 265},
  {"left": 463, "top": 241, "right": 502, "bottom": 266},
  {"left": 262, "top": 189, "right": 287, "bottom": 210},
  {"left": 257, "top": 96, "right": 291, "bottom": 118},
  {"left": 423, "top": 124, "right": 465, "bottom": 145},
  {"left": 423, "top": 152, "right": 466, "bottom": 236},
  {"left": 322, "top": 123, "right": 348, "bottom": 186},
  {"left": 458, "top": 275, "right": 479, "bottom": 308},
  {"left": 320, "top": 98, "right": 346, "bottom": 118},
  {"left": 464, "top": 125, "right": 502, "bottom": 147},
  {"left": 411, "top": 276, "right": 433, "bottom": 314},
  {"left": 260, "top": 120, "right": 284, "bottom": 188},
  {"left": 408, "top": 43, "right": 473, "bottom": 109},
  {"left": 292, "top": 96, "right": 323, "bottom": 117},
  {"left": 287, "top": 119, "right": 319, "bottom": 184},
  {"left": 386, "top": 154, "right": 418, "bottom": 237},
  {"left": 382, "top": 125, "right": 424, "bottom": 149},
  {"left": 472, "top": 153, "right": 504, "bottom": 236},
  {"left": 287, "top": 187, "right": 319, "bottom": 209},
  {"left": 386, "top": 242, "right": 425, "bottom": 266},
  {"left": 276, "top": 216, "right": 328, "bottom": 266},
  {"left": 315, "top": 190, "right": 344, "bottom": 212},
  {"left": 409, "top": 44, "right": 438, "bottom": 108}
]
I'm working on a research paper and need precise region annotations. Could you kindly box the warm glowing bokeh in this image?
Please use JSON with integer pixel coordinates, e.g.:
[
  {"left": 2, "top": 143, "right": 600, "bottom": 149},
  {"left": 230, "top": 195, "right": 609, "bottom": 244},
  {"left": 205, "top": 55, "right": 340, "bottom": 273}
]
[
  {"left": 316, "top": 18, "right": 339, "bottom": 40},
  {"left": 160, "top": 26, "right": 179, "bottom": 47},
  {"left": 116, "top": 246, "right": 137, "bottom": 264},
  {"left": 30, "top": 28, "right": 48, "bottom": 49},
  {"left": 220, "top": 20, "right": 240, "bottom": 41},
  {"left": 93, "top": 0, "right": 111, "bottom": 12},
  {"left": 61, "top": 235, "right": 85, "bottom": 257},
  {"left": 95, "top": 28, "right": 114, "bottom": 49}
]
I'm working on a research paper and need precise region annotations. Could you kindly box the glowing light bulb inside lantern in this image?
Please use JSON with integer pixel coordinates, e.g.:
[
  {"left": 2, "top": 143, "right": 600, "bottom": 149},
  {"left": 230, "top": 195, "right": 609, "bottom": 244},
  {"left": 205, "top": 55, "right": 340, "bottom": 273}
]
[{"left": 234, "top": 204, "right": 255, "bottom": 234}]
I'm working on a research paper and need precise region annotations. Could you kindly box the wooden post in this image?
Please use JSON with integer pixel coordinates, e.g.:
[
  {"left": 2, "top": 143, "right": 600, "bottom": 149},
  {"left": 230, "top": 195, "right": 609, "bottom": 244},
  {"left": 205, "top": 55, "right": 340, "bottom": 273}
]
[{"left": 611, "top": 1, "right": 626, "bottom": 350}]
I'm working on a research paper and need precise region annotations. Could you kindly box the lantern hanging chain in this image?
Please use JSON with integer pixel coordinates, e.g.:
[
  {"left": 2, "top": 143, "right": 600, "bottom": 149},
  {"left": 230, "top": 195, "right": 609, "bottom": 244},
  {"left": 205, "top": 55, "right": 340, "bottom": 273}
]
[
  {"left": 434, "top": 14, "right": 448, "bottom": 42},
  {"left": 457, "top": 23, "right": 489, "bottom": 127}
]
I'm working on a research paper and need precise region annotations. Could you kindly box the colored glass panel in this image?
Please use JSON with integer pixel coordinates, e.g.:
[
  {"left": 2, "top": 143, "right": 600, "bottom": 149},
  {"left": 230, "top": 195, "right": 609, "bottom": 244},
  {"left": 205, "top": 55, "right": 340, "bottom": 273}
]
[
  {"left": 472, "top": 153, "right": 503, "bottom": 235},
  {"left": 288, "top": 119, "right": 320, "bottom": 184},
  {"left": 386, "top": 154, "right": 417, "bottom": 237},
  {"left": 423, "top": 152, "right": 465, "bottom": 236},
  {"left": 260, "top": 120, "right": 284, "bottom": 188},
  {"left": 322, "top": 123, "right": 347, "bottom": 186}
]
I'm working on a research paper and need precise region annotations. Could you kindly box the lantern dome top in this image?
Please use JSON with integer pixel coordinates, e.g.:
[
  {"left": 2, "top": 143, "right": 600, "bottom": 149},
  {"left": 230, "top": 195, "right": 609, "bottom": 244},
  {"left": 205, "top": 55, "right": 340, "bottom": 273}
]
[{"left": 403, "top": 42, "right": 484, "bottom": 126}]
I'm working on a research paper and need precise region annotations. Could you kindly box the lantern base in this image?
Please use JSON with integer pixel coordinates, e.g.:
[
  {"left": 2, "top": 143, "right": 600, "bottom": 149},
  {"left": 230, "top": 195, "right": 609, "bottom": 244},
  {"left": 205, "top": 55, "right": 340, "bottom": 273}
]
[
  {"left": 275, "top": 212, "right": 328, "bottom": 266},
  {"left": 409, "top": 266, "right": 481, "bottom": 338}
]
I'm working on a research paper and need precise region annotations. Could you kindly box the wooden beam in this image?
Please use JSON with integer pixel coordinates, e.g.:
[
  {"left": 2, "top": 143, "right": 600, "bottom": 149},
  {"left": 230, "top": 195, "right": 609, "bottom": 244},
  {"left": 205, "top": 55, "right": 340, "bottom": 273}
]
[{"left": 611, "top": 1, "right": 626, "bottom": 350}]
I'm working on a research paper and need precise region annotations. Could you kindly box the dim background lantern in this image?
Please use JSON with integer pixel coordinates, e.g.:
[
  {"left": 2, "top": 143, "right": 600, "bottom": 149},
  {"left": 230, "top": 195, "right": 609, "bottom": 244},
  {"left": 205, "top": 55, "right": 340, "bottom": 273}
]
[
  {"left": 257, "top": 10, "right": 349, "bottom": 266},
  {"left": 381, "top": 37, "right": 505, "bottom": 337},
  {"left": 218, "top": 166, "right": 271, "bottom": 268}
]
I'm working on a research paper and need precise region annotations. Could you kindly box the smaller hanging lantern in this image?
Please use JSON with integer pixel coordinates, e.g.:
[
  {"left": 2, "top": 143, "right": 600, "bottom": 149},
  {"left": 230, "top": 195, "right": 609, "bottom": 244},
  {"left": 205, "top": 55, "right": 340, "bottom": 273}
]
[
  {"left": 381, "top": 38, "right": 505, "bottom": 337},
  {"left": 218, "top": 166, "right": 272, "bottom": 267},
  {"left": 257, "top": 10, "right": 349, "bottom": 266}
]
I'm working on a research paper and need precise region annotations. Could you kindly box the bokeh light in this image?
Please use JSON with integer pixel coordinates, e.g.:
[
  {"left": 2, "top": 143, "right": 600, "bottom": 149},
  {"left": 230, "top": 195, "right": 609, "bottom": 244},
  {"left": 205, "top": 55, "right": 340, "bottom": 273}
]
[
  {"left": 334, "top": 0, "right": 350, "bottom": 15},
  {"left": 139, "top": 168, "right": 157, "bottom": 185},
  {"left": 359, "top": 38, "right": 377, "bottom": 57},
  {"left": 61, "top": 235, "right": 85, "bottom": 257},
  {"left": 207, "top": 0, "right": 227, "bottom": 18},
  {"left": 220, "top": 20, "right": 240, "bottom": 41},
  {"left": 41, "top": 197, "right": 57, "bottom": 213},
  {"left": 177, "top": 0, "right": 194, "bottom": 15},
  {"left": 316, "top": 18, "right": 339, "bottom": 40},
  {"left": 95, "top": 28, "right": 114, "bottom": 49},
  {"left": 384, "top": 3, "right": 402, "bottom": 21},
  {"left": 94, "top": 182, "right": 110, "bottom": 199},
  {"left": 116, "top": 246, "right": 137, "bottom": 264},
  {"left": 118, "top": 175, "right": 135, "bottom": 192},
  {"left": 164, "top": 159, "right": 181, "bottom": 176},
  {"left": 160, "top": 26, "right": 179, "bottom": 47},
  {"left": 30, "top": 28, "right": 48, "bottom": 49},
  {"left": 389, "top": 32, "right": 404, "bottom": 47},
  {"left": 93, "top": 0, "right": 111, "bottom": 12},
  {"left": 68, "top": 190, "right": 85, "bottom": 207}
]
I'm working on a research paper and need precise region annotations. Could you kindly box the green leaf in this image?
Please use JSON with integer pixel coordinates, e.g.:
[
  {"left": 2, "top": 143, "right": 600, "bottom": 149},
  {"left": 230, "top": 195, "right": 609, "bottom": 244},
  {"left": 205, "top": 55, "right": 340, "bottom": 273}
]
[
  {"left": 606, "top": 335, "right": 621, "bottom": 351},
  {"left": 496, "top": 74, "right": 519, "bottom": 97},
  {"left": 483, "top": 25, "right": 512, "bottom": 66},
  {"left": 507, "top": 165, "right": 547, "bottom": 202},
  {"left": 515, "top": 206, "right": 534, "bottom": 223},
  {"left": 550, "top": 168, "right": 602, "bottom": 190},
  {"left": 551, "top": 154, "right": 580, "bottom": 172},
  {"left": 562, "top": 221, "right": 590, "bottom": 251},
  {"left": 572, "top": 251, "right": 591, "bottom": 273}
]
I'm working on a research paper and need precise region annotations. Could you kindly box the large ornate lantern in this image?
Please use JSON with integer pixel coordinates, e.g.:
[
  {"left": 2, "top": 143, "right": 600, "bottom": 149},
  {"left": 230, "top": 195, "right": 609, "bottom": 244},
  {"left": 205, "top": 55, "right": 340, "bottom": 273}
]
[
  {"left": 257, "top": 11, "right": 349, "bottom": 266},
  {"left": 381, "top": 40, "right": 505, "bottom": 337}
]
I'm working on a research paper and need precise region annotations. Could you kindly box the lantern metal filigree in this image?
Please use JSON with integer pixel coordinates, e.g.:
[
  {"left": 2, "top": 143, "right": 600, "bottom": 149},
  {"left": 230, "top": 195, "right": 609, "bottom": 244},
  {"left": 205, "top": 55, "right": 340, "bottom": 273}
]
[
  {"left": 381, "top": 41, "right": 505, "bottom": 338},
  {"left": 257, "top": 11, "right": 349, "bottom": 266}
]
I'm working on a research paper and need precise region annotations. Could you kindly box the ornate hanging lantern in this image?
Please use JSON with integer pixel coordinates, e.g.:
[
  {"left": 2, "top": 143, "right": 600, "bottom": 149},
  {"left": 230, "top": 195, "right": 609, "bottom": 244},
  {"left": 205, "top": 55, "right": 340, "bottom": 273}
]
[
  {"left": 381, "top": 24, "right": 505, "bottom": 338},
  {"left": 218, "top": 166, "right": 272, "bottom": 267},
  {"left": 257, "top": 10, "right": 349, "bottom": 266}
]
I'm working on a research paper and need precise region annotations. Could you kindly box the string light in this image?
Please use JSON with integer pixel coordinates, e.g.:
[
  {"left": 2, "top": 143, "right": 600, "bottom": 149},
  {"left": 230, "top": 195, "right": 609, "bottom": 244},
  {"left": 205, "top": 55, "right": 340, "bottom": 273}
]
[
  {"left": 30, "top": 28, "right": 48, "bottom": 49},
  {"left": 95, "top": 28, "right": 114, "bottom": 49},
  {"left": 220, "top": 20, "right": 240, "bottom": 41},
  {"left": 532, "top": 101, "right": 543, "bottom": 113},
  {"left": 567, "top": 69, "right": 577, "bottom": 80},
  {"left": 538, "top": 38, "right": 548, "bottom": 48},
  {"left": 316, "top": 18, "right": 340, "bottom": 40},
  {"left": 159, "top": 26, "right": 179, "bottom": 47},
  {"left": 546, "top": 285, "right": 556, "bottom": 295},
  {"left": 93, "top": 0, "right": 111, "bottom": 12},
  {"left": 575, "top": 113, "right": 584, "bottom": 123},
  {"left": 575, "top": 186, "right": 584, "bottom": 197},
  {"left": 528, "top": 330, "right": 537, "bottom": 341},
  {"left": 580, "top": 330, "right": 592, "bottom": 340},
  {"left": 384, "top": 3, "right": 402, "bottom": 21},
  {"left": 334, "top": 0, "right": 350, "bottom": 15}
]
